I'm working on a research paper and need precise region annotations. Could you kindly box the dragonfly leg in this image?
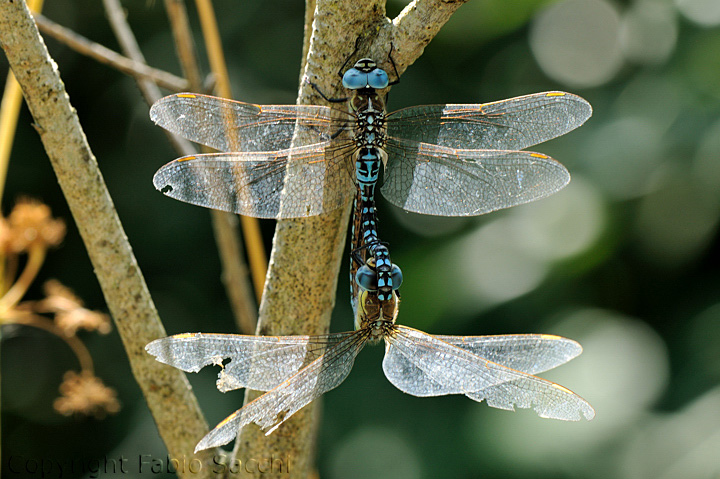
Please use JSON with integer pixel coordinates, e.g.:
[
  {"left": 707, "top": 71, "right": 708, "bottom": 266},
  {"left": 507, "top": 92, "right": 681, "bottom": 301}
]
[
  {"left": 386, "top": 43, "right": 401, "bottom": 87},
  {"left": 351, "top": 243, "right": 370, "bottom": 267},
  {"left": 306, "top": 78, "right": 349, "bottom": 104},
  {"left": 338, "top": 36, "right": 364, "bottom": 79}
]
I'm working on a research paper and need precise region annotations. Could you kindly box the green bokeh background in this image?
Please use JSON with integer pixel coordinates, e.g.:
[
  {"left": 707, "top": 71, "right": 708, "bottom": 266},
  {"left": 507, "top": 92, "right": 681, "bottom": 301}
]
[{"left": 3, "top": 0, "right": 720, "bottom": 477}]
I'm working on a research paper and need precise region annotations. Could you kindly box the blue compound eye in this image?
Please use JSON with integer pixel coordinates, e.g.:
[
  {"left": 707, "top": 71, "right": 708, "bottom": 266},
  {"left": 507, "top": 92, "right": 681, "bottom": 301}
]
[
  {"left": 356, "top": 265, "right": 378, "bottom": 291},
  {"left": 390, "top": 264, "right": 403, "bottom": 290},
  {"left": 342, "top": 69, "right": 367, "bottom": 89},
  {"left": 367, "top": 68, "right": 389, "bottom": 89}
]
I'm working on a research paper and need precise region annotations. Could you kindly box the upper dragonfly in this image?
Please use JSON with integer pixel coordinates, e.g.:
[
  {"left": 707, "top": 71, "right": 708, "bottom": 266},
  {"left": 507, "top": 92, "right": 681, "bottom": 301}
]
[{"left": 150, "top": 59, "right": 592, "bottom": 219}]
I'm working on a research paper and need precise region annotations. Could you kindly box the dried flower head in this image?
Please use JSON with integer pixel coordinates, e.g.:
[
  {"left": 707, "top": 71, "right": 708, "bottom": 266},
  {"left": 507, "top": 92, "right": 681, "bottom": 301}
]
[
  {"left": 5, "top": 199, "right": 65, "bottom": 253},
  {"left": 56, "top": 308, "right": 112, "bottom": 336},
  {"left": 39, "top": 280, "right": 111, "bottom": 335},
  {"left": 54, "top": 370, "right": 120, "bottom": 418}
]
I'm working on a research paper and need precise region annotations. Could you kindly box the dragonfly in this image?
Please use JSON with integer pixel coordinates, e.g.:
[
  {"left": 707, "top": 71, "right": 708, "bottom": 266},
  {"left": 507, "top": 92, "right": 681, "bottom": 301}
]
[
  {"left": 149, "top": 60, "right": 592, "bottom": 221},
  {"left": 146, "top": 256, "right": 594, "bottom": 453},
  {"left": 341, "top": 58, "right": 399, "bottom": 298}
]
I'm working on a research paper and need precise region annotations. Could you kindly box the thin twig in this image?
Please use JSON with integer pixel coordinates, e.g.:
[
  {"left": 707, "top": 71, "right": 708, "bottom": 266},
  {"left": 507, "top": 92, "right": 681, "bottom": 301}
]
[
  {"left": 0, "top": 2, "right": 215, "bottom": 476},
  {"left": 33, "top": 13, "right": 190, "bottom": 92},
  {"left": 103, "top": 0, "right": 256, "bottom": 458},
  {"left": 164, "top": 0, "right": 203, "bottom": 91},
  {"left": 12, "top": 315, "right": 95, "bottom": 373},
  {"left": 102, "top": 0, "right": 194, "bottom": 154},
  {"left": 194, "top": 0, "right": 269, "bottom": 302},
  {"left": 101, "top": 0, "right": 258, "bottom": 334},
  {"left": 210, "top": 212, "right": 258, "bottom": 335},
  {"left": 159, "top": 0, "right": 258, "bottom": 334}
]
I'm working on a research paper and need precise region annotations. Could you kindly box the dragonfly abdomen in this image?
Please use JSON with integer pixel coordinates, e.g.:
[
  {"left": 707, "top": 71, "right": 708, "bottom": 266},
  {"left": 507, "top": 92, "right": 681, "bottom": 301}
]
[{"left": 353, "top": 145, "right": 396, "bottom": 301}]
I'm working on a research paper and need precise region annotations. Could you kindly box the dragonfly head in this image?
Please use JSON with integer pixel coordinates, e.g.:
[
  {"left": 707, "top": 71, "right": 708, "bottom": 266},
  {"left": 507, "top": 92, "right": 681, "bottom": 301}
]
[{"left": 343, "top": 58, "right": 390, "bottom": 90}]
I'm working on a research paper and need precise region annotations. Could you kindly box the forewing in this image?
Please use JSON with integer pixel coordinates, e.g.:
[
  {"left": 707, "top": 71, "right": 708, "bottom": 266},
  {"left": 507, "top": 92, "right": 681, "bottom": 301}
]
[
  {"left": 150, "top": 93, "right": 351, "bottom": 152},
  {"left": 194, "top": 330, "right": 369, "bottom": 452},
  {"left": 387, "top": 92, "right": 592, "bottom": 151},
  {"left": 146, "top": 332, "right": 356, "bottom": 392},
  {"left": 435, "top": 334, "right": 582, "bottom": 374},
  {"left": 384, "top": 326, "right": 594, "bottom": 421},
  {"left": 152, "top": 143, "right": 355, "bottom": 218},
  {"left": 382, "top": 139, "right": 570, "bottom": 216}
]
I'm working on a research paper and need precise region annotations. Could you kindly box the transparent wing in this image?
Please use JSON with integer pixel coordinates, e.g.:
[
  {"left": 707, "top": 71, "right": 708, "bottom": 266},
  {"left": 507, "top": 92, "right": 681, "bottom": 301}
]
[
  {"left": 382, "top": 139, "right": 570, "bottom": 216},
  {"left": 150, "top": 93, "right": 353, "bottom": 152},
  {"left": 382, "top": 333, "right": 582, "bottom": 397},
  {"left": 145, "top": 331, "right": 356, "bottom": 392},
  {"left": 434, "top": 334, "right": 582, "bottom": 374},
  {"left": 383, "top": 326, "right": 594, "bottom": 421},
  {"left": 194, "top": 330, "right": 370, "bottom": 452},
  {"left": 152, "top": 142, "right": 355, "bottom": 218},
  {"left": 387, "top": 91, "right": 592, "bottom": 151}
]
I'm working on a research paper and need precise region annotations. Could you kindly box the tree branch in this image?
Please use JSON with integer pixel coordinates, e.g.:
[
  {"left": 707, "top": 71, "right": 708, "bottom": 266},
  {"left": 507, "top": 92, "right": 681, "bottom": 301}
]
[
  {"left": 33, "top": 13, "right": 190, "bottom": 92},
  {"left": 384, "top": 0, "right": 468, "bottom": 72},
  {"left": 0, "top": 1, "right": 215, "bottom": 475}
]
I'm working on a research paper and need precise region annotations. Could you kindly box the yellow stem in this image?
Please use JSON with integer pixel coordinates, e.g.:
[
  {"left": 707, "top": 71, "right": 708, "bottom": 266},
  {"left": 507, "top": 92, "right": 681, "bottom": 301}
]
[
  {"left": 0, "top": 244, "right": 46, "bottom": 314},
  {"left": 0, "top": 77, "right": 24, "bottom": 206},
  {"left": 2, "top": 253, "right": 18, "bottom": 296},
  {"left": 0, "top": 0, "right": 46, "bottom": 316},
  {"left": 0, "top": 0, "right": 45, "bottom": 207},
  {"left": 194, "top": 0, "right": 268, "bottom": 302}
]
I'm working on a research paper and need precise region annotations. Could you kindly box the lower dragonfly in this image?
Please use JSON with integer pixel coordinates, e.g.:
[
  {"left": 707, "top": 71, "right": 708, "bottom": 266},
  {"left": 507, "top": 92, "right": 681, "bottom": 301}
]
[{"left": 146, "top": 258, "right": 594, "bottom": 453}]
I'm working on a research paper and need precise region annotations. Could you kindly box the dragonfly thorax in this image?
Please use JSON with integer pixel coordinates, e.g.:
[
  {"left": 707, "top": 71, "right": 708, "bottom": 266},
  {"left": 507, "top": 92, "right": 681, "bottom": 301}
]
[
  {"left": 350, "top": 94, "right": 387, "bottom": 149},
  {"left": 355, "top": 289, "right": 399, "bottom": 335}
]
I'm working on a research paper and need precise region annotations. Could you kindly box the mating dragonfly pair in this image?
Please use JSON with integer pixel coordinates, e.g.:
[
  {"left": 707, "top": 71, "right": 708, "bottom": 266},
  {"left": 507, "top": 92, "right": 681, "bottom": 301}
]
[{"left": 146, "top": 58, "right": 594, "bottom": 452}]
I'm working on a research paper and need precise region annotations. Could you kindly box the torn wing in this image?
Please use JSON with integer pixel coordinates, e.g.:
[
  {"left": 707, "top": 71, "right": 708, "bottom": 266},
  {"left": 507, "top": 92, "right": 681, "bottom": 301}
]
[
  {"left": 146, "top": 331, "right": 357, "bottom": 393},
  {"left": 152, "top": 142, "right": 355, "bottom": 218},
  {"left": 383, "top": 326, "right": 594, "bottom": 421},
  {"left": 191, "top": 329, "right": 370, "bottom": 452}
]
